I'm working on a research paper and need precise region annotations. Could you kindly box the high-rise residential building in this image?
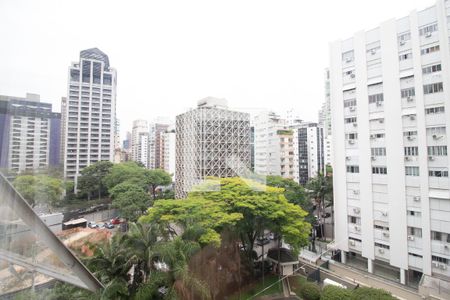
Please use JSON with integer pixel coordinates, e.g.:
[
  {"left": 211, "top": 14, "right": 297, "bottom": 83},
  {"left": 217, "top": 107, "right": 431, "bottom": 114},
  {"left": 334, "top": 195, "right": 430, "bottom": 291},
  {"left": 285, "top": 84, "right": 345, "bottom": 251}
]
[
  {"left": 131, "top": 119, "right": 149, "bottom": 168},
  {"left": 292, "top": 122, "right": 324, "bottom": 185},
  {"left": 253, "top": 111, "right": 286, "bottom": 176},
  {"left": 330, "top": 0, "right": 450, "bottom": 291},
  {"left": 319, "top": 69, "right": 333, "bottom": 171},
  {"left": 161, "top": 125, "right": 176, "bottom": 177},
  {"left": 0, "top": 93, "right": 61, "bottom": 173},
  {"left": 64, "top": 48, "right": 117, "bottom": 186},
  {"left": 149, "top": 121, "right": 170, "bottom": 169},
  {"left": 175, "top": 97, "right": 251, "bottom": 198},
  {"left": 60, "top": 96, "right": 67, "bottom": 165}
]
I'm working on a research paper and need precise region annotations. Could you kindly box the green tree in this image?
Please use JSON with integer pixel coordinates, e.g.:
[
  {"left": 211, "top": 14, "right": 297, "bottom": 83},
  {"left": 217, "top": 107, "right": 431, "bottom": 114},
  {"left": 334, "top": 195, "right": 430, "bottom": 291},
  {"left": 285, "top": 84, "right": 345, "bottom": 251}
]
[
  {"left": 103, "top": 162, "right": 148, "bottom": 192},
  {"left": 306, "top": 172, "right": 333, "bottom": 238},
  {"left": 77, "top": 161, "right": 113, "bottom": 200},
  {"left": 145, "top": 169, "right": 172, "bottom": 200},
  {"left": 111, "top": 183, "right": 151, "bottom": 221},
  {"left": 140, "top": 177, "right": 311, "bottom": 262},
  {"left": 13, "top": 175, "right": 64, "bottom": 207},
  {"left": 350, "top": 287, "right": 396, "bottom": 300},
  {"left": 321, "top": 285, "right": 352, "bottom": 300},
  {"left": 266, "top": 176, "right": 313, "bottom": 223},
  {"left": 298, "top": 282, "right": 321, "bottom": 300}
]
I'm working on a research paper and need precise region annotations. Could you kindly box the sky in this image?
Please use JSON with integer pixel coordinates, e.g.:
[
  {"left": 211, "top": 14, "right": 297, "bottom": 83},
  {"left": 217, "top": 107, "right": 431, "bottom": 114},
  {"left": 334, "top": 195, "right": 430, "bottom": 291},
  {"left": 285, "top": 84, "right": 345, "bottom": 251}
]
[{"left": 0, "top": 0, "right": 436, "bottom": 138}]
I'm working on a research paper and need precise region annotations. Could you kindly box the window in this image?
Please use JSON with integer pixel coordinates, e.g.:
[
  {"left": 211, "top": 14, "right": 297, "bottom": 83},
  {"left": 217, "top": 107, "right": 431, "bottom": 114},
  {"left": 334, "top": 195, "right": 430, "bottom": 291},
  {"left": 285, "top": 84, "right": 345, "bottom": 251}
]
[
  {"left": 398, "top": 31, "right": 411, "bottom": 43},
  {"left": 70, "top": 69, "right": 80, "bottom": 82},
  {"left": 347, "top": 165, "right": 359, "bottom": 173},
  {"left": 345, "top": 133, "right": 358, "bottom": 140},
  {"left": 403, "top": 131, "right": 417, "bottom": 137},
  {"left": 370, "top": 133, "right": 385, "bottom": 139},
  {"left": 372, "top": 166, "right": 387, "bottom": 174},
  {"left": 428, "top": 146, "right": 447, "bottom": 156},
  {"left": 428, "top": 169, "right": 449, "bottom": 177},
  {"left": 401, "top": 87, "right": 415, "bottom": 98},
  {"left": 103, "top": 74, "right": 112, "bottom": 85},
  {"left": 348, "top": 216, "right": 361, "bottom": 224},
  {"left": 423, "top": 64, "right": 442, "bottom": 74},
  {"left": 368, "top": 93, "right": 384, "bottom": 104},
  {"left": 345, "top": 117, "right": 357, "bottom": 124},
  {"left": 344, "top": 99, "right": 357, "bottom": 108},
  {"left": 404, "top": 146, "right": 419, "bottom": 156},
  {"left": 375, "top": 242, "right": 390, "bottom": 249},
  {"left": 432, "top": 256, "right": 449, "bottom": 265},
  {"left": 371, "top": 147, "right": 386, "bottom": 156},
  {"left": 419, "top": 23, "right": 438, "bottom": 36},
  {"left": 405, "top": 166, "right": 420, "bottom": 176},
  {"left": 425, "top": 106, "right": 445, "bottom": 114},
  {"left": 342, "top": 50, "right": 354, "bottom": 62},
  {"left": 421, "top": 45, "right": 440, "bottom": 55},
  {"left": 426, "top": 126, "right": 446, "bottom": 135},
  {"left": 408, "top": 227, "right": 422, "bottom": 237},
  {"left": 408, "top": 210, "right": 421, "bottom": 217},
  {"left": 431, "top": 231, "right": 443, "bottom": 241},
  {"left": 399, "top": 52, "right": 412, "bottom": 61},
  {"left": 423, "top": 82, "right": 443, "bottom": 94}
]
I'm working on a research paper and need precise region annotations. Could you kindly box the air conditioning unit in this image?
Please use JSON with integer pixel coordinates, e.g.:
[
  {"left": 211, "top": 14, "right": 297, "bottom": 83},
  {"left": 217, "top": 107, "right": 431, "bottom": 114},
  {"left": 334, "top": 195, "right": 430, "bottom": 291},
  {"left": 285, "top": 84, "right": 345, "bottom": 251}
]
[
  {"left": 425, "top": 31, "right": 432, "bottom": 38},
  {"left": 370, "top": 135, "right": 376, "bottom": 139},
  {"left": 345, "top": 57, "right": 352, "bottom": 63},
  {"left": 432, "top": 134, "right": 443, "bottom": 140},
  {"left": 400, "top": 40, "right": 406, "bottom": 46},
  {"left": 428, "top": 155, "right": 435, "bottom": 161},
  {"left": 383, "top": 232, "right": 390, "bottom": 237},
  {"left": 376, "top": 101, "right": 382, "bottom": 107},
  {"left": 407, "top": 136, "right": 415, "bottom": 141},
  {"left": 350, "top": 240, "right": 356, "bottom": 246},
  {"left": 382, "top": 211, "right": 388, "bottom": 217},
  {"left": 405, "top": 156, "right": 411, "bottom": 161},
  {"left": 353, "top": 123, "right": 358, "bottom": 127},
  {"left": 346, "top": 156, "right": 351, "bottom": 160},
  {"left": 433, "top": 261, "right": 440, "bottom": 267},
  {"left": 407, "top": 96, "right": 414, "bottom": 102},
  {"left": 354, "top": 225, "right": 361, "bottom": 231},
  {"left": 350, "top": 73, "right": 356, "bottom": 78},
  {"left": 371, "top": 156, "right": 376, "bottom": 161},
  {"left": 379, "top": 119, "right": 384, "bottom": 123},
  {"left": 409, "top": 115, "right": 416, "bottom": 120},
  {"left": 408, "top": 235, "right": 415, "bottom": 241},
  {"left": 371, "top": 49, "right": 376, "bottom": 55},
  {"left": 378, "top": 248, "right": 385, "bottom": 254},
  {"left": 348, "top": 139, "right": 355, "bottom": 144},
  {"left": 444, "top": 245, "right": 449, "bottom": 250},
  {"left": 349, "top": 106, "right": 356, "bottom": 111},
  {"left": 353, "top": 190, "right": 360, "bottom": 195},
  {"left": 413, "top": 196, "right": 421, "bottom": 201},
  {"left": 440, "top": 264, "right": 447, "bottom": 270},
  {"left": 353, "top": 207, "right": 360, "bottom": 214}
]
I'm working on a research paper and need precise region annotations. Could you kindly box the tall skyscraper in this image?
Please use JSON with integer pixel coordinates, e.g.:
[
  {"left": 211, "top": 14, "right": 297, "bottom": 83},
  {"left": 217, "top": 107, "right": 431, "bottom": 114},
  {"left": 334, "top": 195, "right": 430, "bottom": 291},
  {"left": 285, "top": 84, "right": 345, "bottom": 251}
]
[
  {"left": 60, "top": 96, "right": 67, "bottom": 165},
  {"left": 175, "top": 97, "right": 251, "bottom": 198},
  {"left": 330, "top": 0, "right": 450, "bottom": 291},
  {"left": 161, "top": 125, "right": 176, "bottom": 177},
  {"left": 149, "top": 122, "right": 170, "bottom": 169},
  {"left": 131, "top": 119, "right": 149, "bottom": 168},
  {"left": 0, "top": 93, "right": 61, "bottom": 173},
  {"left": 292, "top": 122, "right": 324, "bottom": 185},
  {"left": 64, "top": 48, "right": 117, "bottom": 186}
]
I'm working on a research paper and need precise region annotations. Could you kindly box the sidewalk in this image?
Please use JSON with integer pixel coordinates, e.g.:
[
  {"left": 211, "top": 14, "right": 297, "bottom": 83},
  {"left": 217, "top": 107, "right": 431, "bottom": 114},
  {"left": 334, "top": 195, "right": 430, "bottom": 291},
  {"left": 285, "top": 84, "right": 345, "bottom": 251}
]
[{"left": 326, "top": 262, "right": 423, "bottom": 300}]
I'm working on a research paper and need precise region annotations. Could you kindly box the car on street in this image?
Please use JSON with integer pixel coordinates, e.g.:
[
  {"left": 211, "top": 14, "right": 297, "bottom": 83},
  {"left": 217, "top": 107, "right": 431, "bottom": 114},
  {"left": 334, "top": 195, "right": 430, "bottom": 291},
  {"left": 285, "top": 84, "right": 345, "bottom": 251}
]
[
  {"left": 88, "top": 221, "right": 98, "bottom": 229},
  {"left": 110, "top": 217, "right": 123, "bottom": 225},
  {"left": 104, "top": 222, "right": 114, "bottom": 229}
]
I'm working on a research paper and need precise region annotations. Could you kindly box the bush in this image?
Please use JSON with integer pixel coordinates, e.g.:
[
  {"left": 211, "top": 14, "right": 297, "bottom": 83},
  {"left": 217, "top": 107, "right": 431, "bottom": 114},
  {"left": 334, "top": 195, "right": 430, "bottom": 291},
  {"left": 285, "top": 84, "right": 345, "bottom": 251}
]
[
  {"left": 321, "top": 285, "right": 352, "bottom": 300},
  {"left": 299, "top": 282, "right": 321, "bottom": 300},
  {"left": 350, "top": 287, "right": 396, "bottom": 300}
]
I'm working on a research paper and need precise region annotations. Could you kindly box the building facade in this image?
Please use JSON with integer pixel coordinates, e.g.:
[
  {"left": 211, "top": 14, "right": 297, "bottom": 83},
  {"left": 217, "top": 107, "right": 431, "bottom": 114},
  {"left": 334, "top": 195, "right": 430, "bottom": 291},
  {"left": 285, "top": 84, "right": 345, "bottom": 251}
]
[
  {"left": 293, "top": 123, "right": 324, "bottom": 185},
  {"left": 161, "top": 125, "right": 176, "bottom": 177},
  {"left": 64, "top": 48, "right": 117, "bottom": 186},
  {"left": 330, "top": 0, "right": 450, "bottom": 287},
  {"left": 0, "top": 93, "right": 61, "bottom": 173},
  {"left": 131, "top": 119, "right": 149, "bottom": 168},
  {"left": 175, "top": 97, "right": 251, "bottom": 198}
]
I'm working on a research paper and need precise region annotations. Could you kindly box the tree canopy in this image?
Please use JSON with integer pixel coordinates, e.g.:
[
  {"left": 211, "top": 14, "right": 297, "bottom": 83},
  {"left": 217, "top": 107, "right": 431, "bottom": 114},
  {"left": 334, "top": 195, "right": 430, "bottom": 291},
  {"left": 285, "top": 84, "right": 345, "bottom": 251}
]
[
  {"left": 77, "top": 161, "right": 113, "bottom": 200},
  {"left": 13, "top": 175, "right": 64, "bottom": 207}
]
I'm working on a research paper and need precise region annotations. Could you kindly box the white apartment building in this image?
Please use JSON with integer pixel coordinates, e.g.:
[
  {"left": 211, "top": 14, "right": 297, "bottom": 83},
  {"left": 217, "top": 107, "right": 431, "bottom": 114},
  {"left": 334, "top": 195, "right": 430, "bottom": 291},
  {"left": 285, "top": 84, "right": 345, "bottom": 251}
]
[
  {"left": 292, "top": 123, "right": 324, "bottom": 185},
  {"left": 330, "top": 0, "right": 450, "bottom": 290},
  {"left": 175, "top": 97, "right": 251, "bottom": 198},
  {"left": 64, "top": 48, "right": 117, "bottom": 186},
  {"left": 161, "top": 125, "right": 176, "bottom": 177},
  {"left": 319, "top": 69, "right": 333, "bottom": 171},
  {"left": 131, "top": 119, "right": 149, "bottom": 168},
  {"left": 253, "top": 111, "right": 286, "bottom": 176}
]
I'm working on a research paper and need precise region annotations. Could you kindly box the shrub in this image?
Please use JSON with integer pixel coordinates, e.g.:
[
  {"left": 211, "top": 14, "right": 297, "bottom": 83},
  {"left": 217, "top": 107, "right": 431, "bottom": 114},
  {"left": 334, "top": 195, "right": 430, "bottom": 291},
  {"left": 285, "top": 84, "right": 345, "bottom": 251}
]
[
  {"left": 350, "top": 287, "right": 396, "bottom": 300},
  {"left": 321, "top": 285, "right": 352, "bottom": 300},
  {"left": 299, "top": 282, "right": 321, "bottom": 300}
]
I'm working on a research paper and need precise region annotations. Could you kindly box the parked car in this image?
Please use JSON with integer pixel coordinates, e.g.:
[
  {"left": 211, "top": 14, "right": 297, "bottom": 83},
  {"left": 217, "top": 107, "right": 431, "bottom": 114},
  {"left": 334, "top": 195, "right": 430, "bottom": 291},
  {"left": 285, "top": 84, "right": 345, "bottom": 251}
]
[
  {"left": 104, "top": 222, "right": 114, "bottom": 229},
  {"left": 88, "top": 221, "right": 98, "bottom": 229},
  {"left": 256, "top": 237, "right": 270, "bottom": 246},
  {"left": 110, "top": 217, "right": 123, "bottom": 225}
]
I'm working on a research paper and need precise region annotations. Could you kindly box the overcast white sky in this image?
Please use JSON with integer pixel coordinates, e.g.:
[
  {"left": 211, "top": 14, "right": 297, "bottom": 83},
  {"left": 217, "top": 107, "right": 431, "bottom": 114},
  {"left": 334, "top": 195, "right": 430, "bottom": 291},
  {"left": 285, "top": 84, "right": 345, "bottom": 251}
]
[{"left": 0, "top": 0, "right": 435, "bottom": 138}]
